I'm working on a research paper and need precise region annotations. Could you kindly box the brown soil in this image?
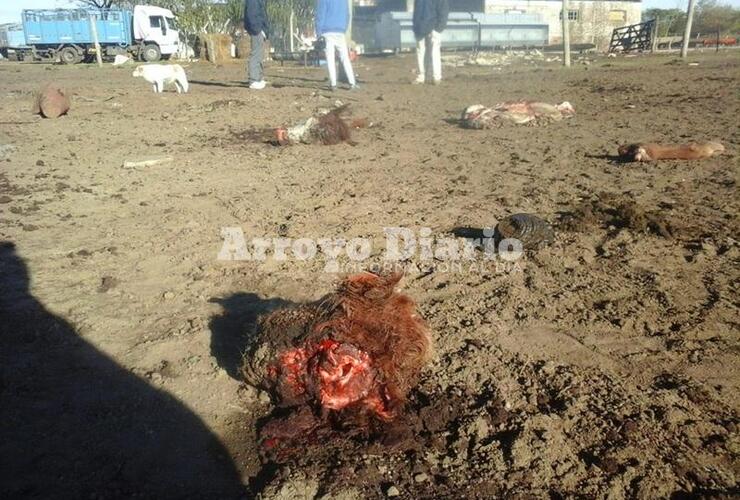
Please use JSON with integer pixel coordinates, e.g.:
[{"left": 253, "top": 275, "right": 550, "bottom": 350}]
[{"left": 0, "top": 52, "right": 738, "bottom": 499}]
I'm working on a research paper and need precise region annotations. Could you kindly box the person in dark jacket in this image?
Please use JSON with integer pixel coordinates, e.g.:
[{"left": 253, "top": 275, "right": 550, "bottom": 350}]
[
  {"left": 316, "top": 0, "right": 358, "bottom": 91},
  {"left": 412, "top": 0, "right": 449, "bottom": 84},
  {"left": 244, "top": 0, "right": 270, "bottom": 89}
]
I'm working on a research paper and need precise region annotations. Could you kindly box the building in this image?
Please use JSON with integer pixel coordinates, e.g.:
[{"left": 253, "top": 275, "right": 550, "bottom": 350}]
[
  {"left": 482, "top": 0, "right": 641, "bottom": 49},
  {"left": 360, "top": 0, "right": 642, "bottom": 50}
]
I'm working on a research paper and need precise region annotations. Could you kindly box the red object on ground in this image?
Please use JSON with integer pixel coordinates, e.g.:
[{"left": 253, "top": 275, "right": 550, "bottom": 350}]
[
  {"left": 243, "top": 271, "right": 432, "bottom": 437},
  {"left": 271, "top": 338, "right": 386, "bottom": 415}
]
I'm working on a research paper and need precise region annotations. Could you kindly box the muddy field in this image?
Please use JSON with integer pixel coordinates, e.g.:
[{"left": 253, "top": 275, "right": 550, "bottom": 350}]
[{"left": 1, "top": 51, "right": 738, "bottom": 499}]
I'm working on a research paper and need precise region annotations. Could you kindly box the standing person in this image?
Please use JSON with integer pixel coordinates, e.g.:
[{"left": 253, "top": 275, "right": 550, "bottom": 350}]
[
  {"left": 244, "top": 0, "right": 270, "bottom": 90},
  {"left": 316, "top": 0, "right": 359, "bottom": 91},
  {"left": 412, "top": 0, "right": 449, "bottom": 85}
]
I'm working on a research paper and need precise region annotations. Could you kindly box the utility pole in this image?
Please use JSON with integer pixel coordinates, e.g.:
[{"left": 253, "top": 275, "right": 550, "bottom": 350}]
[
  {"left": 681, "top": 0, "right": 696, "bottom": 59},
  {"left": 562, "top": 0, "right": 571, "bottom": 67},
  {"left": 346, "top": 0, "right": 353, "bottom": 46},
  {"left": 89, "top": 13, "right": 103, "bottom": 67}
]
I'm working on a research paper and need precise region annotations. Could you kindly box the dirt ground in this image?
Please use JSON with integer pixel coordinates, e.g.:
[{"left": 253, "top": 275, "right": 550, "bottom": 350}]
[{"left": 1, "top": 50, "right": 738, "bottom": 499}]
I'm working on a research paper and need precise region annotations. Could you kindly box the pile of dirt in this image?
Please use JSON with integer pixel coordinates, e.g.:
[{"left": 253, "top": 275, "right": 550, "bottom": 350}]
[
  {"left": 560, "top": 192, "right": 675, "bottom": 238},
  {"left": 248, "top": 352, "right": 738, "bottom": 498}
]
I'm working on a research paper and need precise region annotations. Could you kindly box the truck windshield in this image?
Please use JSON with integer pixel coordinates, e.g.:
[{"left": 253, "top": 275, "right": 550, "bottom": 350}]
[{"left": 166, "top": 17, "right": 178, "bottom": 31}]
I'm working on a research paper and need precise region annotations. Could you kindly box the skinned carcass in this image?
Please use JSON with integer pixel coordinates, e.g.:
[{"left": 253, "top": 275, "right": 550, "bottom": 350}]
[{"left": 462, "top": 101, "right": 574, "bottom": 128}]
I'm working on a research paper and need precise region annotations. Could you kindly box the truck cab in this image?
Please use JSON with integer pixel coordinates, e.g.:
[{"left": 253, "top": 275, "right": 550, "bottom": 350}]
[
  {"left": 133, "top": 5, "right": 179, "bottom": 61},
  {"left": 18, "top": 4, "right": 179, "bottom": 63}
]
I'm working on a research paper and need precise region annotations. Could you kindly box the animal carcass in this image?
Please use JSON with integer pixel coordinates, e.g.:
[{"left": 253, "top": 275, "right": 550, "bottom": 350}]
[
  {"left": 617, "top": 142, "right": 725, "bottom": 162},
  {"left": 241, "top": 272, "right": 432, "bottom": 453},
  {"left": 462, "top": 101, "right": 574, "bottom": 128},
  {"left": 274, "top": 105, "right": 368, "bottom": 145},
  {"left": 32, "top": 84, "right": 70, "bottom": 119}
]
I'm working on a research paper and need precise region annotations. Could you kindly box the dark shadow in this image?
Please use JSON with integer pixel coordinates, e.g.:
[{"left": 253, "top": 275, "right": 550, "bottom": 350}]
[
  {"left": 269, "top": 74, "right": 326, "bottom": 84},
  {"left": 450, "top": 226, "right": 485, "bottom": 239},
  {"left": 209, "top": 293, "right": 292, "bottom": 380},
  {"left": 270, "top": 81, "right": 320, "bottom": 90},
  {"left": 584, "top": 153, "right": 632, "bottom": 164},
  {"left": 0, "top": 242, "right": 245, "bottom": 498},
  {"left": 190, "top": 76, "right": 326, "bottom": 91},
  {"left": 190, "top": 79, "right": 246, "bottom": 88},
  {"left": 443, "top": 117, "right": 464, "bottom": 127},
  {"left": 450, "top": 226, "right": 517, "bottom": 250}
]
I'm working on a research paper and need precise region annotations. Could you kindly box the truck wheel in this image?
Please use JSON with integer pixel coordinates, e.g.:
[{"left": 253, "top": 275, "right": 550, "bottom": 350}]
[
  {"left": 59, "top": 47, "right": 79, "bottom": 65},
  {"left": 142, "top": 44, "right": 161, "bottom": 62}
]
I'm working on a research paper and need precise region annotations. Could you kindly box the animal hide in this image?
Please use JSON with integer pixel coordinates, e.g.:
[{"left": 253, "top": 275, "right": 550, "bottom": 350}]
[
  {"left": 462, "top": 101, "right": 575, "bottom": 128},
  {"left": 32, "top": 84, "right": 70, "bottom": 119},
  {"left": 241, "top": 272, "right": 432, "bottom": 452},
  {"left": 274, "top": 105, "right": 368, "bottom": 146},
  {"left": 617, "top": 142, "right": 725, "bottom": 161}
]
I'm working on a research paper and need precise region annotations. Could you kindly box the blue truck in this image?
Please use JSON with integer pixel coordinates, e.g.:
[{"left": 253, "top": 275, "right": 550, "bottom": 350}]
[
  {"left": 0, "top": 23, "right": 28, "bottom": 60},
  {"left": 0, "top": 5, "right": 179, "bottom": 64}
]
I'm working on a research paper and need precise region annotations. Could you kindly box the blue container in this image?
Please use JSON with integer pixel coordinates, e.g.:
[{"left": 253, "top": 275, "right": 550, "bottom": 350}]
[
  {"left": 21, "top": 9, "right": 132, "bottom": 47},
  {"left": 375, "top": 12, "right": 549, "bottom": 50}
]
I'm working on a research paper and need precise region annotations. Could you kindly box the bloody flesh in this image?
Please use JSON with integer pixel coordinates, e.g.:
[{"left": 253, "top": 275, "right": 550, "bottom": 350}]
[
  {"left": 242, "top": 272, "right": 432, "bottom": 452},
  {"left": 269, "top": 338, "right": 392, "bottom": 418}
]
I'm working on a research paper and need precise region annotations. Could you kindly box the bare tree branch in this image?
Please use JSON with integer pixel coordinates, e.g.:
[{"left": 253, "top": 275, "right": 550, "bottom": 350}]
[{"left": 76, "top": 0, "right": 116, "bottom": 9}]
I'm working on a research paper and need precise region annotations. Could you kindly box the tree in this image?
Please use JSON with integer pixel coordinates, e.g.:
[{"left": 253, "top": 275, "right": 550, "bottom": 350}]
[
  {"left": 693, "top": 0, "right": 740, "bottom": 35},
  {"left": 643, "top": 1, "right": 740, "bottom": 37},
  {"left": 80, "top": 0, "right": 320, "bottom": 50},
  {"left": 77, "top": 0, "right": 116, "bottom": 7},
  {"left": 642, "top": 8, "right": 686, "bottom": 36},
  {"left": 265, "top": 0, "right": 315, "bottom": 51}
]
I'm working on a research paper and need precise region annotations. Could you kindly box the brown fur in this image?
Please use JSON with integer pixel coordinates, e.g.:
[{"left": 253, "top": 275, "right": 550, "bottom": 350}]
[
  {"left": 242, "top": 271, "right": 432, "bottom": 419},
  {"left": 618, "top": 142, "right": 725, "bottom": 161},
  {"left": 241, "top": 271, "right": 432, "bottom": 458},
  {"left": 316, "top": 105, "right": 352, "bottom": 145},
  {"left": 313, "top": 272, "right": 432, "bottom": 414},
  {"left": 32, "top": 84, "right": 70, "bottom": 119},
  {"left": 273, "top": 104, "right": 368, "bottom": 146}
]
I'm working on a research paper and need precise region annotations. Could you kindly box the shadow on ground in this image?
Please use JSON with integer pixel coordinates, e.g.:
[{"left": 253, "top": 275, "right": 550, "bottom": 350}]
[
  {"left": 0, "top": 241, "right": 245, "bottom": 498},
  {"left": 209, "top": 293, "right": 292, "bottom": 380}
]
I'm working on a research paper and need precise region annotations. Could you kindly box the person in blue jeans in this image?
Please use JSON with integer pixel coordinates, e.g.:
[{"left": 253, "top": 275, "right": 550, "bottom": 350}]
[
  {"left": 316, "top": 0, "right": 358, "bottom": 91},
  {"left": 244, "top": 0, "right": 270, "bottom": 89}
]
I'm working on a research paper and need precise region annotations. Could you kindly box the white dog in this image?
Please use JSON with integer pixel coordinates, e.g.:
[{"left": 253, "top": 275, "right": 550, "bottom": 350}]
[{"left": 132, "top": 64, "right": 189, "bottom": 93}]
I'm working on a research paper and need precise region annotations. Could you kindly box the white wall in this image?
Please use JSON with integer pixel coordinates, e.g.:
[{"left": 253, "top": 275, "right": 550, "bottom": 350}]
[{"left": 484, "top": 0, "right": 642, "bottom": 49}]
